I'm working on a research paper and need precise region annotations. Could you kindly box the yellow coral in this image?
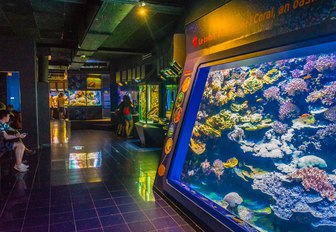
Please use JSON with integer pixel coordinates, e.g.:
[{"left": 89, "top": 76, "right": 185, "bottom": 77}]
[
  {"left": 223, "top": 157, "right": 239, "bottom": 168},
  {"left": 189, "top": 138, "right": 206, "bottom": 155},
  {"left": 262, "top": 69, "right": 282, "bottom": 84},
  {"left": 242, "top": 77, "right": 263, "bottom": 94}
]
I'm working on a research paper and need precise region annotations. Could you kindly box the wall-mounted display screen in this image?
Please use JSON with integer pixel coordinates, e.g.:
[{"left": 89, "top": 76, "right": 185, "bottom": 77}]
[
  {"left": 86, "top": 91, "right": 101, "bottom": 106},
  {"left": 69, "top": 90, "right": 86, "bottom": 106},
  {"left": 87, "top": 77, "right": 101, "bottom": 89},
  {"left": 169, "top": 41, "right": 336, "bottom": 231}
]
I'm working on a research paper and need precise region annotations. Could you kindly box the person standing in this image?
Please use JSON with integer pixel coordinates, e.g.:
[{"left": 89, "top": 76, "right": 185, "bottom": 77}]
[
  {"left": 49, "top": 95, "right": 55, "bottom": 119},
  {"left": 121, "top": 95, "right": 134, "bottom": 138},
  {"left": 57, "top": 93, "right": 65, "bottom": 120}
]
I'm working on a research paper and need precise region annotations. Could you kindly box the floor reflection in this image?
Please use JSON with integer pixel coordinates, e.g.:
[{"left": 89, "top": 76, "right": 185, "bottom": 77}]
[
  {"left": 0, "top": 122, "right": 196, "bottom": 231},
  {"left": 1, "top": 172, "right": 28, "bottom": 221},
  {"left": 50, "top": 120, "right": 70, "bottom": 144}
]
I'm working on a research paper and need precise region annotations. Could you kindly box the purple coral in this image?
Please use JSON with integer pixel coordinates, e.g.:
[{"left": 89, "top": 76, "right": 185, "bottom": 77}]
[
  {"left": 315, "top": 54, "right": 336, "bottom": 72},
  {"left": 263, "top": 86, "right": 280, "bottom": 101},
  {"left": 324, "top": 106, "right": 336, "bottom": 122},
  {"left": 306, "top": 90, "right": 321, "bottom": 103},
  {"left": 290, "top": 69, "right": 302, "bottom": 78},
  {"left": 321, "top": 82, "right": 336, "bottom": 105},
  {"left": 272, "top": 121, "right": 288, "bottom": 134},
  {"left": 308, "top": 82, "right": 336, "bottom": 105},
  {"left": 288, "top": 167, "right": 335, "bottom": 201},
  {"left": 279, "top": 101, "right": 300, "bottom": 120},
  {"left": 212, "top": 159, "right": 224, "bottom": 180},
  {"left": 303, "top": 55, "right": 317, "bottom": 74},
  {"left": 284, "top": 78, "right": 308, "bottom": 96},
  {"left": 253, "top": 172, "right": 336, "bottom": 223},
  {"left": 307, "top": 55, "right": 317, "bottom": 61},
  {"left": 316, "top": 124, "right": 336, "bottom": 143},
  {"left": 303, "top": 60, "right": 316, "bottom": 74}
]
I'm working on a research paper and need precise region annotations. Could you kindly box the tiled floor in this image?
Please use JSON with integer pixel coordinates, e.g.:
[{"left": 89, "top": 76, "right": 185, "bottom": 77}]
[{"left": 0, "top": 121, "right": 195, "bottom": 232}]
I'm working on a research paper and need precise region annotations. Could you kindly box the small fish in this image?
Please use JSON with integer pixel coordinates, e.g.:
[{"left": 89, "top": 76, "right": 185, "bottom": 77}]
[
  {"left": 201, "top": 181, "right": 207, "bottom": 186},
  {"left": 299, "top": 113, "right": 310, "bottom": 118},
  {"left": 303, "top": 75, "right": 312, "bottom": 80},
  {"left": 225, "top": 214, "right": 245, "bottom": 224},
  {"left": 256, "top": 98, "right": 264, "bottom": 102}
]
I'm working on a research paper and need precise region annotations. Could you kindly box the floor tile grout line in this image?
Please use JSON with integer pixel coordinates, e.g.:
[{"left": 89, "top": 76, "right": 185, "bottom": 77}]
[
  {"left": 68, "top": 186, "right": 78, "bottom": 232},
  {"left": 0, "top": 176, "right": 18, "bottom": 219},
  {"left": 84, "top": 182, "right": 104, "bottom": 231},
  {"left": 102, "top": 182, "right": 132, "bottom": 232},
  {"left": 104, "top": 147, "right": 192, "bottom": 231},
  {"left": 108, "top": 145, "right": 132, "bottom": 162},
  {"left": 103, "top": 150, "right": 157, "bottom": 231},
  {"left": 19, "top": 152, "right": 42, "bottom": 232}
]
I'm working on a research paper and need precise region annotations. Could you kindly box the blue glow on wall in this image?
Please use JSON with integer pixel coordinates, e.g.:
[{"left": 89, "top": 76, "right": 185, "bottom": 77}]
[{"left": 6, "top": 72, "right": 21, "bottom": 111}]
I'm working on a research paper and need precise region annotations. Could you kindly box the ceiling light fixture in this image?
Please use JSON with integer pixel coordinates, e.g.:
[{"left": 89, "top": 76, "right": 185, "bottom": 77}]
[{"left": 139, "top": 0, "right": 146, "bottom": 7}]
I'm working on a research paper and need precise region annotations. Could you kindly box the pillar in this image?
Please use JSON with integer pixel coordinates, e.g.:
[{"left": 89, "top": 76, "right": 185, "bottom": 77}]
[{"left": 37, "top": 55, "right": 51, "bottom": 146}]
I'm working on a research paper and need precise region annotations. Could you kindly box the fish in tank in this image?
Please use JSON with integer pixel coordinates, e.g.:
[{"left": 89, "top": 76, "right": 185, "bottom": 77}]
[{"left": 178, "top": 42, "right": 336, "bottom": 231}]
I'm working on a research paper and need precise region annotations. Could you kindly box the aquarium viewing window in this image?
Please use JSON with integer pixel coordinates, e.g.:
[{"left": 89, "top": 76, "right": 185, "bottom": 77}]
[
  {"left": 168, "top": 40, "right": 336, "bottom": 231},
  {"left": 139, "top": 84, "right": 160, "bottom": 123}
]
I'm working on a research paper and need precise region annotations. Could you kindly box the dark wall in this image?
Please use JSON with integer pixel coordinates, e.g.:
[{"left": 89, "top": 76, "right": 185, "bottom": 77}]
[
  {"left": 0, "top": 37, "right": 38, "bottom": 148},
  {"left": 0, "top": 72, "right": 6, "bottom": 103}
]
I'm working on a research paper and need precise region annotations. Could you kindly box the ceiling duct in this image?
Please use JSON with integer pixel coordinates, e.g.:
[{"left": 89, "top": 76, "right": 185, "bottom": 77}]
[{"left": 69, "top": 1, "right": 135, "bottom": 69}]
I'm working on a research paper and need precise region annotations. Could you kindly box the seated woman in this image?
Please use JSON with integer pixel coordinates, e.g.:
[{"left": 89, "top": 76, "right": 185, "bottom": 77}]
[{"left": 0, "top": 110, "right": 29, "bottom": 172}]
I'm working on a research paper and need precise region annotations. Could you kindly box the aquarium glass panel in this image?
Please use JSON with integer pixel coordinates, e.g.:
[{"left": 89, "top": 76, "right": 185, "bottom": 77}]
[
  {"left": 147, "top": 85, "right": 160, "bottom": 122},
  {"left": 139, "top": 85, "right": 147, "bottom": 122},
  {"left": 69, "top": 90, "right": 86, "bottom": 106},
  {"left": 86, "top": 91, "right": 102, "bottom": 106},
  {"left": 165, "top": 84, "right": 178, "bottom": 120},
  {"left": 171, "top": 41, "right": 336, "bottom": 231}
]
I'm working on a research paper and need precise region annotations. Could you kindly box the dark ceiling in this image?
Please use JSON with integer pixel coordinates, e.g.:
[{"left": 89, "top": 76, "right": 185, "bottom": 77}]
[{"left": 0, "top": 0, "right": 186, "bottom": 72}]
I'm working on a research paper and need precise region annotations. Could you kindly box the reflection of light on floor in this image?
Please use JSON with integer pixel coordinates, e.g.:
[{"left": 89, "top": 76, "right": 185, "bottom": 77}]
[
  {"left": 52, "top": 136, "right": 59, "bottom": 144},
  {"left": 138, "top": 168, "right": 156, "bottom": 202},
  {"left": 51, "top": 121, "right": 69, "bottom": 144},
  {"left": 68, "top": 151, "right": 102, "bottom": 169}
]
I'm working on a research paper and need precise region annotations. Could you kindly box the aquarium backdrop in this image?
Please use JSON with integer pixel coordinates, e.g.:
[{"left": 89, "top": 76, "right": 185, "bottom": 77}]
[{"left": 169, "top": 41, "right": 336, "bottom": 231}]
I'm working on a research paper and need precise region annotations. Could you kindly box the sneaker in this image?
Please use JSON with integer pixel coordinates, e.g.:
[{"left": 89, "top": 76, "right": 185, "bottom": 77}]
[
  {"left": 14, "top": 164, "right": 29, "bottom": 172},
  {"left": 22, "top": 163, "right": 29, "bottom": 169}
]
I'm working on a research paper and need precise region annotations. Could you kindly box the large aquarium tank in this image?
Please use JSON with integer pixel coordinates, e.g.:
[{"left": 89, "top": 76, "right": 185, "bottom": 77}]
[{"left": 169, "top": 41, "right": 336, "bottom": 231}]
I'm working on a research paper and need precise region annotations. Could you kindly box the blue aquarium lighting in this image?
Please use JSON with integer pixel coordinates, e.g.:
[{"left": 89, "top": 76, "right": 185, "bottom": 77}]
[{"left": 168, "top": 40, "right": 336, "bottom": 231}]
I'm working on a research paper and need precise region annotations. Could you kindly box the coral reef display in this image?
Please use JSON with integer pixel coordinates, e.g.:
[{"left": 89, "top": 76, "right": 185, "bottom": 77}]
[{"left": 179, "top": 48, "right": 336, "bottom": 231}]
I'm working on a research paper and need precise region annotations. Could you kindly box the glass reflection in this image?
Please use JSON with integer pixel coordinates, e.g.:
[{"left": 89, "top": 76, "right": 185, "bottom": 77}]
[{"left": 69, "top": 151, "right": 102, "bottom": 169}]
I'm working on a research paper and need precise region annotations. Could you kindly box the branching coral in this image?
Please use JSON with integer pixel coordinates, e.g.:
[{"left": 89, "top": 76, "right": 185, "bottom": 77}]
[
  {"left": 285, "top": 78, "right": 308, "bottom": 96},
  {"left": 315, "top": 54, "right": 336, "bottom": 72},
  {"left": 312, "top": 82, "right": 336, "bottom": 105},
  {"left": 288, "top": 167, "right": 335, "bottom": 201},
  {"left": 212, "top": 159, "right": 224, "bottom": 180},
  {"left": 279, "top": 101, "right": 300, "bottom": 120},
  {"left": 263, "top": 86, "right": 280, "bottom": 101},
  {"left": 272, "top": 121, "right": 288, "bottom": 134}
]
